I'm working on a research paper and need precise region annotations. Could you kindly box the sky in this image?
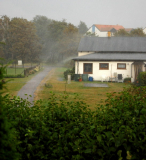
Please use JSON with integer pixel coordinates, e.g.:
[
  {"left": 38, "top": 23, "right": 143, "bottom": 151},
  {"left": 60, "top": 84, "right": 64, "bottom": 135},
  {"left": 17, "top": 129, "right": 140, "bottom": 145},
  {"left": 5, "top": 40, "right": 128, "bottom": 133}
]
[{"left": 1, "top": 0, "right": 146, "bottom": 29}]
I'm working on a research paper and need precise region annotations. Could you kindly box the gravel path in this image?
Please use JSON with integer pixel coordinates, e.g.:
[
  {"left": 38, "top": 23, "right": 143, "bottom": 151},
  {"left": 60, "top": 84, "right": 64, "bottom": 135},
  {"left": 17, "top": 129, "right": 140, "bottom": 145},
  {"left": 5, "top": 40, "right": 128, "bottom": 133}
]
[{"left": 17, "top": 66, "right": 53, "bottom": 104}]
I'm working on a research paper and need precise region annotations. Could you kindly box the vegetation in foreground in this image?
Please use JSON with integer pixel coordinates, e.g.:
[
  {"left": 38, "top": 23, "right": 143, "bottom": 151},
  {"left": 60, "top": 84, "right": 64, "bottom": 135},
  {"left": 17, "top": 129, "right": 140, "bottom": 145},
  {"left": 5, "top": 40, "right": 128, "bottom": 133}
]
[
  {"left": 1, "top": 84, "right": 146, "bottom": 160},
  {"left": 1, "top": 64, "right": 146, "bottom": 159}
]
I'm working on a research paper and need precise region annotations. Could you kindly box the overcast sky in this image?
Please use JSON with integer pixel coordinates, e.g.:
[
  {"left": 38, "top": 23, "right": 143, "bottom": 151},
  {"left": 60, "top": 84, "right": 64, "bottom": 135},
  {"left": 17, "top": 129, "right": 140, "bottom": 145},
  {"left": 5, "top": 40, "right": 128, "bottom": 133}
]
[{"left": 1, "top": 0, "right": 146, "bottom": 28}]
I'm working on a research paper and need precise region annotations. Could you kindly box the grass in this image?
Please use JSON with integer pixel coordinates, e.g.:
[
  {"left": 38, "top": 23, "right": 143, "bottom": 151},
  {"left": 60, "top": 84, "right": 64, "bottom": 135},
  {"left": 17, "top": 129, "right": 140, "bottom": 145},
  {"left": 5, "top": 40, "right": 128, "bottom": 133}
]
[
  {"left": 5, "top": 68, "right": 24, "bottom": 75},
  {"left": 34, "top": 67, "right": 130, "bottom": 110},
  {"left": 2, "top": 68, "right": 44, "bottom": 97}
]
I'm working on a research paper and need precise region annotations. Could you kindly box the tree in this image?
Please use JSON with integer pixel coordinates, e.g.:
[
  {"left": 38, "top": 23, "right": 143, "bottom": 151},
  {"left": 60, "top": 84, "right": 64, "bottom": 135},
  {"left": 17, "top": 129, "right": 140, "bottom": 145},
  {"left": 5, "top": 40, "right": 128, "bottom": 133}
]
[
  {"left": 0, "top": 15, "right": 10, "bottom": 42},
  {"left": 0, "top": 16, "right": 10, "bottom": 60},
  {"left": 114, "top": 29, "right": 130, "bottom": 37},
  {"left": 47, "top": 20, "right": 80, "bottom": 63},
  {"left": 0, "top": 42, "right": 5, "bottom": 58},
  {"left": 78, "top": 21, "right": 88, "bottom": 35},
  {"left": 33, "top": 15, "right": 52, "bottom": 60},
  {"left": 130, "top": 28, "right": 146, "bottom": 37},
  {"left": 0, "top": 16, "right": 42, "bottom": 63},
  {"left": 114, "top": 28, "right": 146, "bottom": 37}
]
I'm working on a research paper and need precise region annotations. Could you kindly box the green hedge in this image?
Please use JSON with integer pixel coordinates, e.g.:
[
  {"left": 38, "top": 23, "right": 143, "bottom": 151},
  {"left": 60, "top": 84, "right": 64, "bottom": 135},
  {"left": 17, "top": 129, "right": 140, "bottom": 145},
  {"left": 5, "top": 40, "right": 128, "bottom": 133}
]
[
  {"left": 0, "top": 62, "right": 20, "bottom": 160},
  {"left": 2, "top": 85, "right": 146, "bottom": 160},
  {"left": 4, "top": 74, "right": 24, "bottom": 78}
]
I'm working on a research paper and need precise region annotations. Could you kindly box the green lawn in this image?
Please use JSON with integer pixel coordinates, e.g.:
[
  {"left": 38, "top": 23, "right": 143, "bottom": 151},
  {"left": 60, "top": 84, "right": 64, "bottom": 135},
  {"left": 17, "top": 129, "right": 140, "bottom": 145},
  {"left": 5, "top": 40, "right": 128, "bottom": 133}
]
[
  {"left": 2, "top": 68, "right": 43, "bottom": 97},
  {"left": 5, "top": 67, "right": 24, "bottom": 75},
  {"left": 35, "top": 68, "right": 131, "bottom": 110}
]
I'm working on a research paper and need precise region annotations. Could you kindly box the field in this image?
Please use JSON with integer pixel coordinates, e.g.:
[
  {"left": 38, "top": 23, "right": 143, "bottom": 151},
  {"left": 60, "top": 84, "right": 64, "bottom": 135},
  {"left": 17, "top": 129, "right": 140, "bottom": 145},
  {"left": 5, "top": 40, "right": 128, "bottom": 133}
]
[
  {"left": 34, "top": 67, "right": 130, "bottom": 110},
  {"left": 5, "top": 67, "right": 24, "bottom": 75}
]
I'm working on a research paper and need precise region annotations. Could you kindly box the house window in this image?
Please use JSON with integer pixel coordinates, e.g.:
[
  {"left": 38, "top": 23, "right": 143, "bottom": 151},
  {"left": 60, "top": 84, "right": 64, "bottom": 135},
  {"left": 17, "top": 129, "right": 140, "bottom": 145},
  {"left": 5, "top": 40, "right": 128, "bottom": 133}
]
[
  {"left": 117, "top": 63, "right": 126, "bottom": 69},
  {"left": 83, "top": 63, "right": 93, "bottom": 74},
  {"left": 99, "top": 63, "right": 109, "bottom": 70}
]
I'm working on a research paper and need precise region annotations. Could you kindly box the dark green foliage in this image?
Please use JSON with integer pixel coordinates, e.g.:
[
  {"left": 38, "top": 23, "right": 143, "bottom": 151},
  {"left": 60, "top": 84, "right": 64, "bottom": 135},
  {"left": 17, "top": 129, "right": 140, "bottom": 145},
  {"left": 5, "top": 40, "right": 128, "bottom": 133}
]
[
  {"left": 94, "top": 86, "right": 146, "bottom": 159},
  {"left": 78, "top": 21, "right": 88, "bottom": 34},
  {"left": 64, "top": 67, "right": 75, "bottom": 80},
  {"left": 114, "top": 28, "right": 146, "bottom": 37},
  {"left": 2, "top": 85, "right": 146, "bottom": 160},
  {"left": 123, "top": 77, "right": 131, "bottom": 83},
  {"left": 0, "top": 61, "right": 19, "bottom": 160},
  {"left": 1, "top": 60, "right": 146, "bottom": 159},
  {"left": 138, "top": 72, "right": 146, "bottom": 86},
  {"left": 114, "top": 29, "right": 130, "bottom": 37},
  {"left": 4, "top": 74, "right": 24, "bottom": 78}
]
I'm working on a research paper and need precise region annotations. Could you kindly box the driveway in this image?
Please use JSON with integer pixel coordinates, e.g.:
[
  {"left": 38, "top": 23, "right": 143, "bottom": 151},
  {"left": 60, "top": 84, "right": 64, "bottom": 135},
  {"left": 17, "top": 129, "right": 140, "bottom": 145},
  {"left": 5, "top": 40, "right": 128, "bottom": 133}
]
[{"left": 17, "top": 66, "right": 53, "bottom": 105}]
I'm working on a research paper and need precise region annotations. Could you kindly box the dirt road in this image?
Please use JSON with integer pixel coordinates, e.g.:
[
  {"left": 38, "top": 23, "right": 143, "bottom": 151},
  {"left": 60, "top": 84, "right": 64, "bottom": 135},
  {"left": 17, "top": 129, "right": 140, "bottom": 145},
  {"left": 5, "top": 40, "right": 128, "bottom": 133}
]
[{"left": 17, "top": 66, "right": 53, "bottom": 105}]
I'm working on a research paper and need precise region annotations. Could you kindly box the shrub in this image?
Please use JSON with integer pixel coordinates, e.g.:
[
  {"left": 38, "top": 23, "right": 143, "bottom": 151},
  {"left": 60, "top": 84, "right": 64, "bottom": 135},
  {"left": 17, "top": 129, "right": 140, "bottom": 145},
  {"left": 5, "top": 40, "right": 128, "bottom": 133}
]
[
  {"left": 138, "top": 71, "right": 146, "bottom": 86},
  {"left": 45, "top": 83, "right": 53, "bottom": 88},
  {"left": 97, "top": 86, "right": 146, "bottom": 159},
  {"left": 4, "top": 74, "right": 24, "bottom": 78},
  {"left": 3, "top": 86, "right": 146, "bottom": 159},
  {"left": 64, "top": 67, "right": 75, "bottom": 80},
  {"left": 123, "top": 77, "right": 131, "bottom": 83},
  {"left": 0, "top": 60, "right": 20, "bottom": 160}
]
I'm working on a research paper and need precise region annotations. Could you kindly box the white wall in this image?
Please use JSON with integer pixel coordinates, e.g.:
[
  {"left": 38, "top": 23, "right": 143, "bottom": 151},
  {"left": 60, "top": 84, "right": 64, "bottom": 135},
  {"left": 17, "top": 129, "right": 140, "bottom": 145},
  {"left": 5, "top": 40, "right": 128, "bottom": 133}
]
[
  {"left": 95, "top": 28, "right": 108, "bottom": 37},
  {"left": 75, "top": 61, "right": 134, "bottom": 81},
  {"left": 87, "top": 27, "right": 92, "bottom": 33},
  {"left": 143, "top": 28, "right": 146, "bottom": 34},
  {"left": 86, "top": 26, "right": 108, "bottom": 37}
]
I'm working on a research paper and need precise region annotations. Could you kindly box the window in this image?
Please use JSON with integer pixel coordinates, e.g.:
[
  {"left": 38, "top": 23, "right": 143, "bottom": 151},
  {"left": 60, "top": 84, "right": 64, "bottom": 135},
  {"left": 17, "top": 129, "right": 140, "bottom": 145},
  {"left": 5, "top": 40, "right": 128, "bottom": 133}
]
[
  {"left": 99, "top": 63, "right": 109, "bottom": 70},
  {"left": 83, "top": 63, "right": 93, "bottom": 74},
  {"left": 117, "top": 63, "right": 126, "bottom": 69}
]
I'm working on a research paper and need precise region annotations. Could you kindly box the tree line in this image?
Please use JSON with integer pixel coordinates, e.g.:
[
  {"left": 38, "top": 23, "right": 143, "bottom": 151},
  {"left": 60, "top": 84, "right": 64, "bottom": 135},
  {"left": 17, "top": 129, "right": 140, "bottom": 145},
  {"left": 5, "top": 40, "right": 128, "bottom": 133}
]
[
  {"left": 0, "top": 15, "right": 88, "bottom": 64},
  {"left": 114, "top": 28, "right": 146, "bottom": 37}
]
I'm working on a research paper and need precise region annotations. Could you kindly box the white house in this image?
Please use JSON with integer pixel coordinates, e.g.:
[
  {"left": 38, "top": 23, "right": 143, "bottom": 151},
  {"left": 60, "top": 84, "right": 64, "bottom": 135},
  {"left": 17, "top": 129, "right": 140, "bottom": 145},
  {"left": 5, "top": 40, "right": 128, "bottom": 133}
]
[
  {"left": 73, "top": 37, "right": 146, "bottom": 82},
  {"left": 143, "top": 27, "right": 146, "bottom": 34},
  {"left": 86, "top": 24, "right": 125, "bottom": 37}
]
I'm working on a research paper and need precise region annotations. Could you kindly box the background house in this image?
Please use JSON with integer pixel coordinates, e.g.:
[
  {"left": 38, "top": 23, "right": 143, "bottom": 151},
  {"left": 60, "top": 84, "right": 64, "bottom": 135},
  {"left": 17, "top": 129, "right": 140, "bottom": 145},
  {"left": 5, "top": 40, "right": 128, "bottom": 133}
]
[
  {"left": 143, "top": 27, "right": 146, "bottom": 34},
  {"left": 86, "top": 24, "right": 125, "bottom": 37},
  {"left": 73, "top": 37, "right": 146, "bottom": 82}
]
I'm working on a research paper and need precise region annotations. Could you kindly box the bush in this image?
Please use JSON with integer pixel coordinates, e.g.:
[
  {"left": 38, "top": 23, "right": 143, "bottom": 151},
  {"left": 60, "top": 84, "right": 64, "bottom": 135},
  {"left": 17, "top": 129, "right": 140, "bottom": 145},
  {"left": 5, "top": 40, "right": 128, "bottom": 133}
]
[
  {"left": 4, "top": 74, "right": 24, "bottom": 78},
  {"left": 94, "top": 86, "right": 146, "bottom": 159},
  {"left": 0, "top": 61, "right": 20, "bottom": 160},
  {"left": 3, "top": 85, "right": 146, "bottom": 159},
  {"left": 123, "top": 77, "right": 131, "bottom": 83},
  {"left": 64, "top": 67, "right": 75, "bottom": 80},
  {"left": 138, "top": 71, "right": 146, "bottom": 86}
]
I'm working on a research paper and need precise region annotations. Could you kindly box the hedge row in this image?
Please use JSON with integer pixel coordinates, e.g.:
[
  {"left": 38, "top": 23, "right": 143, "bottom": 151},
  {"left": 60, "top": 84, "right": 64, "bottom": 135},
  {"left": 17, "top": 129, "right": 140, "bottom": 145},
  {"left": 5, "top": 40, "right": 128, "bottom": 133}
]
[
  {"left": 1, "top": 85, "right": 146, "bottom": 160},
  {"left": 4, "top": 74, "right": 24, "bottom": 78}
]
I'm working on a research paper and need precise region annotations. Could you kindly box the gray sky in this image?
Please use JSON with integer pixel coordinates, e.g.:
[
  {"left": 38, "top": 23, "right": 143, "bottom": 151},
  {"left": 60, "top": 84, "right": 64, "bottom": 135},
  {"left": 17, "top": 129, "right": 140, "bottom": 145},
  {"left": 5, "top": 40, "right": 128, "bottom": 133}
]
[{"left": 1, "top": 0, "right": 146, "bottom": 28}]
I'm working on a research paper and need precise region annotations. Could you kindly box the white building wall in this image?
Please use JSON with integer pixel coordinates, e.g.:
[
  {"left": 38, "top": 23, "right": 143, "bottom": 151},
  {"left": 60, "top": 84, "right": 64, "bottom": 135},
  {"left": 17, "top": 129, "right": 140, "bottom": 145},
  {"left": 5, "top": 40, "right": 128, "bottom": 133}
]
[
  {"left": 143, "top": 28, "right": 146, "bottom": 34},
  {"left": 87, "top": 27, "right": 92, "bottom": 33},
  {"left": 95, "top": 28, "right": 108, "bottom": 37},
  {"left": 75, "top": 61, "right": 134, "bottom": 82},
  {"left": 86, "top": 27, "right": 108, "bottom": 37}
]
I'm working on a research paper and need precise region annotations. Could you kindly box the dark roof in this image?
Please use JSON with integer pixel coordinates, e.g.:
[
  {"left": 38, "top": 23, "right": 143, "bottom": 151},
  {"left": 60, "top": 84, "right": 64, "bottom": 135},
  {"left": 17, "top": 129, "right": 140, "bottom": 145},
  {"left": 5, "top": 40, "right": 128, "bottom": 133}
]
[
  {"left": 78, "top": 37, "right": 146, "bottom": 52},
  {"left": 73, "top": 53, "right": 146, "bottom": 61}
]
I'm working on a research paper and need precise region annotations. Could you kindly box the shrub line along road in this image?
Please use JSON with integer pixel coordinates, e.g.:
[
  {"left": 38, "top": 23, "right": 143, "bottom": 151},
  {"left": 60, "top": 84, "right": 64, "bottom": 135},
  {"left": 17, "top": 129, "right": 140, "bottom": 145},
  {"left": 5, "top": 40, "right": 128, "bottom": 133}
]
[{"left": 17, "top": 66, "right": 53, "bottom": 105}]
